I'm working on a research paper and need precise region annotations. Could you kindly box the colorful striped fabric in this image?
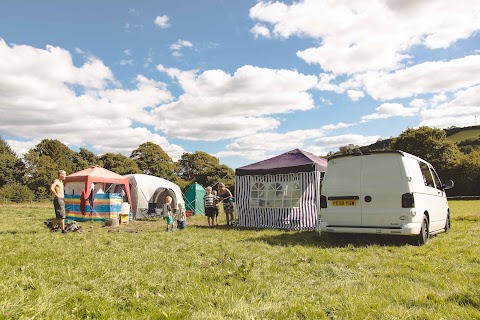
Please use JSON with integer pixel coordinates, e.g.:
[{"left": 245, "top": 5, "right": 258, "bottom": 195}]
[
  {"left": 235, "top": 171, "right": 322, "bottom": 230},
  {"left": 65, "top": 193, "right": 123, "bottom": 222}
]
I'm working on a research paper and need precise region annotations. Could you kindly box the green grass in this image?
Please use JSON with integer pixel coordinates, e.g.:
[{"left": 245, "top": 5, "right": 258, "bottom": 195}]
[
  {"left": 1, "top": 200, "right": 479, "bottom": 319},
  {"left": 447, "top": 128, "right": 480, "bottom": 143}
]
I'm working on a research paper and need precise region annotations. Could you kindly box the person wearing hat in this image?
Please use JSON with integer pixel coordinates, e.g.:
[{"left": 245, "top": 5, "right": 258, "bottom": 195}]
[{"left": 50, "top": 170, "right": 67, "bottom": 234}]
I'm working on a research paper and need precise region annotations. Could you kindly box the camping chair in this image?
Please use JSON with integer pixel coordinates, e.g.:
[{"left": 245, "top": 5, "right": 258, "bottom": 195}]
[{"left": 146, "top": 203, "right": 159, "bottom": 218}]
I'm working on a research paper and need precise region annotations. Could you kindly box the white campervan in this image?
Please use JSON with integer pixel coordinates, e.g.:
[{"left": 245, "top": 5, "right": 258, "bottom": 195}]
[{"left": 319, "top": 151, "right": 454, "bottom": 245}]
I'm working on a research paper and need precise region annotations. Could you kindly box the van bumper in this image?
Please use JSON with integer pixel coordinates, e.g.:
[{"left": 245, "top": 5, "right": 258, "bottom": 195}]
[{"left": 319, "top": 222, "right": 422, "bottom": 236}]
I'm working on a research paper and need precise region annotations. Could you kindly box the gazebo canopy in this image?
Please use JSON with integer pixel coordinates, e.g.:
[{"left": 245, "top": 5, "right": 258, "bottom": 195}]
[{"left": 235, "top": 149, "right": 327, "bottom": 176}]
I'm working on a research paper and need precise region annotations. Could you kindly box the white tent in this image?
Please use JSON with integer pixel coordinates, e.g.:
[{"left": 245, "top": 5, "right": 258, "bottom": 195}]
[{"left": 125, "top": 174, "right": 185, "bottom": 219}]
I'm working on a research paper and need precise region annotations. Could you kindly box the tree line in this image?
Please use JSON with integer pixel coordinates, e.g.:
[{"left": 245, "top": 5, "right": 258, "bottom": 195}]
[
  {"left": 0, "top": 139, "right": 235, "bottom": 201},
  {"left": 328, "top": 126, "right": 480, "bottom": 197},
  {"left": 1, "top": 126, "right": 479, "bottom": 200}
]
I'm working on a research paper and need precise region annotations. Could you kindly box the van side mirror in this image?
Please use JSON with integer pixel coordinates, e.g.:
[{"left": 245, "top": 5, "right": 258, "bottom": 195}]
[{"left": 443, "top": 180, "right": 454, "bottom": 190}]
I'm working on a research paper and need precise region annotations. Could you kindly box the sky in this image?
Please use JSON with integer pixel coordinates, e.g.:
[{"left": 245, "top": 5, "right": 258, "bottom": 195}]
[{"left": 0, "top": 0, "right": 479, "bottom": 170}]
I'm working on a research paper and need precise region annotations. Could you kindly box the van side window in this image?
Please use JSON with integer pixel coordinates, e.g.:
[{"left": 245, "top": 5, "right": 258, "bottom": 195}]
[
  {"left": 419, "top": 162, "right": 435, "bottom": 188},
  {"left": 431, "top": 168, "right": 443, "bottom": 190}
]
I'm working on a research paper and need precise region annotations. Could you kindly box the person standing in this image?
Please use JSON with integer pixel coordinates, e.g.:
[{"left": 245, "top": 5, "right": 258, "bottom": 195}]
[
  {"left": 218, "top": 183, "right": 234, "bottom": 226},
  {"left": 176, "top": 203, "right": 186, "bottom": 230},
  {"left": 212, "top": 190, "right": 220, "bottom": 226},
  {"left": 163, "top": 196, "right": 174, "bottom": 232},
  {"left": 204, "top": 186, "right": 216, "bottom": 227},
  {"left": 50, "top": 170, "right": 67, "bottom": 233}
]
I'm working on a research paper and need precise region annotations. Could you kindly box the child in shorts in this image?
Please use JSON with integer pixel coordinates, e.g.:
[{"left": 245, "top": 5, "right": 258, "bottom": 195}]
[
  {"left": 163, "top": 196, "right": 174, "bottom": 232},
  {"left": 176, "top": 203, "right": 186, "bottom": 230},
  {"left": 204, "top": 186, "right": 216, "bottom": 227}
]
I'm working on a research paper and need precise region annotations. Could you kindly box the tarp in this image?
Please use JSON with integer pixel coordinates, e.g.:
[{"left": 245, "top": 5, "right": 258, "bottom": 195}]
[
  {"left": 184, "top": 182, "right": 205, "bottom": 215},
  {"left": 235, "top": 148, "right": 327, "bottom": 176},
  {"left": 124, "top": 174, "right": 185, "bottom": 219},
  {"left": 64, "top": 166, "right": 131, "bottom": 215}
]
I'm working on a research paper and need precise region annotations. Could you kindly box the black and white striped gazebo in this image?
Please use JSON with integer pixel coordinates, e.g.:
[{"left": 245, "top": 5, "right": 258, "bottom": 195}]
[{"left": 235, "top": 149, "right": 327, "bottom": 230}]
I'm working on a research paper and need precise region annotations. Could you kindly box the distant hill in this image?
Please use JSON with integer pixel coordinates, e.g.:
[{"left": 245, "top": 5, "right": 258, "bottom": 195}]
[
  {"left": 359, "top": 125, "right": 480, "bottom": 153},
  {"left": 444, "top": 125, "right": 480, "bottom": 143}
]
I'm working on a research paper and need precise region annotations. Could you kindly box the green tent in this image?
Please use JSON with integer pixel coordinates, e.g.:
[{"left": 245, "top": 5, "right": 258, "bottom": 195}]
[{"left": 184, "top": 183, "right": 206, "bottom": 215}]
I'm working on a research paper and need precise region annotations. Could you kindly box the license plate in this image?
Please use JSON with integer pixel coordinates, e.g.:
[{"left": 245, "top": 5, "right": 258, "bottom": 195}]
[{"left": 332, "top": 200, "right": 356, "bottom": 206}]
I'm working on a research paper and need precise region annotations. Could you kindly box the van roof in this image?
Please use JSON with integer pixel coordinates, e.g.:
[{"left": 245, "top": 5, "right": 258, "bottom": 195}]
[{"left": 327, "top": 150, "right": 406, "bottom": 161}]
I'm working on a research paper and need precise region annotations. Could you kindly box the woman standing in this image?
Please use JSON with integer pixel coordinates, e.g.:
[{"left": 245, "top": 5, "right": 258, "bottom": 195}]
[{"left": 218, "top": 183, "right": 234, "bottom": 226}]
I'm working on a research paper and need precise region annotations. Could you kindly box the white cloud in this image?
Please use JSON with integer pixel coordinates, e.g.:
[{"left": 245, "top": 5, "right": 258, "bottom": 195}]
[
  {"left": 120, "top": 59, "right": 134, "bottom": 66},
  {"left": 363, "top": 55, "right": 480, "bottom": 100},
  {"left": 410, "top": 98, "right": 427, "bottom": 108},
  {"left": 251, "top": 23, "right": 271, "bottom": 39},
  {"left": 170, "top": 39, "right": 193, "bottom": 57},
  {"left": 154, "top": 15, "right": 170, "bottom": 28},
  {"left": 170, "top": 39, "right": 193, "bottom": 51},
  {"left": 361, "top": 103, "right": 418, "bottom": 122},
  {"left": 429, "top": 93, "right": 447, "bottom": 105},
  {"left": 347, "top": 90, "right": 365, "bottom": 101},
  {"left": 250, "top": 0, "right": 480, "bottom": 75},
  {"left": 153, "top": 65, "right": 318, "bottom": 140},
  {"left": 419, "top": 85, "right": 480, "bottom": 128},
  {"left": 5, "top": 139, "right": 40, "bottom": 158},
  {"left": 315, "top": 134, "right": 382, "bottom": 150},
  {"left": 0, "top": 40, "right": 184, "bottom": 160},
  {"left": 215, "top": 122, "right": 354, "bottom": 160}
]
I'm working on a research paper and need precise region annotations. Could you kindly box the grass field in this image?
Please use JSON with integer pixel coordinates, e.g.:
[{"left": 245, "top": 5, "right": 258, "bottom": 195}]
[
  {"left": 447, "top": 128, "right": 480, "bottom": 143},
  {"left": 0, "top": 200, "right": 479, "bottom": 319}
]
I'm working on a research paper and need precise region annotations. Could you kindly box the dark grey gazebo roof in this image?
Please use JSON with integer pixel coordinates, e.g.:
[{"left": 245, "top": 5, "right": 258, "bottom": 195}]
[{"left": 235, "top": 149, "right": 327, "bottom": 176}]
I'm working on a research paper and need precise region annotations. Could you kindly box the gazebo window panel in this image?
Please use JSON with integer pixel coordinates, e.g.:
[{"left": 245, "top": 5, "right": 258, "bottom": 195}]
[
  {"left": 283, "top": 181, "right": 301, "bottom": 208},
  {"left": 266, "top": 183, "right": 283, "bottom": 207},
  {"left": 250, "top": 182, "right": 266, "bottom": 207},
  {"left": 249, "top": 178, "right": 301, "bottom": 208}
]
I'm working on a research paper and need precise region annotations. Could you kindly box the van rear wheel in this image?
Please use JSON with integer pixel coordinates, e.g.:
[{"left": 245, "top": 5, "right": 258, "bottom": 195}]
[{"left": 412, "top": 214, "right": 429, "bottom": 246}]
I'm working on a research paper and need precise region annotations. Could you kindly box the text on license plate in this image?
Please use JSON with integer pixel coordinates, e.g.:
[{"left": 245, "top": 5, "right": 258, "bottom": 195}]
[{"left": 332, "top": 200, "right": 356, "bottom": 206}]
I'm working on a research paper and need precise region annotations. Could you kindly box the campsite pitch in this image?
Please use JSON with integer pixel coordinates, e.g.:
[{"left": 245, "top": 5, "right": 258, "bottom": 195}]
[{"left": 0, "top": 200, "right": 479, "bottom": 319}]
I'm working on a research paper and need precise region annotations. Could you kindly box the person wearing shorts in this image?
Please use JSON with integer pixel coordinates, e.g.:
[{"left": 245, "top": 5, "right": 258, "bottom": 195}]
[
  {"left": 176, "top": 203, "right": 186, "bottom": 230},
  {"left": 163, "top": 196, "right": 174, "bottom": 232},
  {"left": 204, "top": 186, "right": 216, "bottom": 227},
  {"left": 50, "top": 170, "right": 67, "bottom": 233},
  {"left": 213, "top": 190, "right": 220, "bottom": 226},
  {"left": 218, "top": 183, "right": 234, "bottom": 226}
]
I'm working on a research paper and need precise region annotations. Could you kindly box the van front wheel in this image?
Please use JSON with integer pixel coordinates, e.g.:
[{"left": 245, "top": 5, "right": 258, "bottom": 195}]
[
  {"left": 412, "top": 215, "right": 429, "bottom": 246},
  {"left": 444, "top": 213, "right": 451, "bottom": 232}
]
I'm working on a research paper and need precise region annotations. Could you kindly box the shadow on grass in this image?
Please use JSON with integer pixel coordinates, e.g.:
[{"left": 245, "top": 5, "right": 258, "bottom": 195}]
[
  {"left": 190, "top": 224, "right": 238, "bottom": 230},
  {"left": 246, "top": 231, "right": 412, "bottom": 248},
  {"left": 0, "top": 230, "right": 40, "bottom": 235}
]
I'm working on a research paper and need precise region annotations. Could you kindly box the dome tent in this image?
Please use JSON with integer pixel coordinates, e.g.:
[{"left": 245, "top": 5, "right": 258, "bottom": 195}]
[{"left": 125, "top": 174, "right": 185, "bottom": 219}]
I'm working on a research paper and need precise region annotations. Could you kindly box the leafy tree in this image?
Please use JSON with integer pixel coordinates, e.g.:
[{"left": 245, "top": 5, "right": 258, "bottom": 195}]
[
  {"left": 78, "top": 148, "right": 101, "bottom": 167},
  {"left": 176, "top": 151, "right": 235, "bottom": 189},
  {"left": 444, "top": 151, "right": 480, "bottom": 196},
  {"left": 390, "top": 126, "right": 460, "bottom": 169},
  {"left": 203, "top": 164, "right": 235, "bottom": 190},
  {"left": 23, "top": 139, "right": 85, "bottom": 197},
  {"left": 131, "top": 142, "right": 176, "bottom": 181},
  {"left": 0, "top": 137, "right": 25, "bottom": 188},
  {"left": 100, "top": 153, "right": 142, "bottom": 175},
  {"left": 339, "top": 144, "right": 361, "bottom": 154},
  {"left": 0, "top": 182, "right": 34, "bottom": 202},
  {"left": 176, "top": 151, "right": 220, "bottom": 182}
]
